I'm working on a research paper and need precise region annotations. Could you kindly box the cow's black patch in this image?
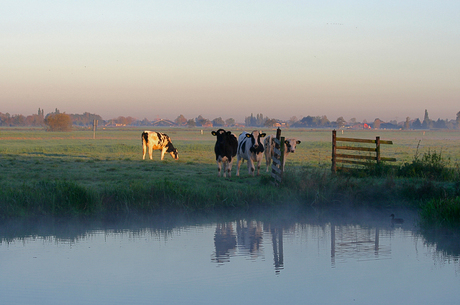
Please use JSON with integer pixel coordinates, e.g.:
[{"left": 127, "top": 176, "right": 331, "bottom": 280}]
[
  {"left": 285, "top": 140, "right": 292, "bottom": 151},
  {"left": 240, "top": 141, "right": 246, "bottom": 154},
  {"left": 214, "top": 129, "right": 238, "bottom": 161},
  {"left": 250, "top": 145, "right": 264, "bottom": 154},
  {"left": 166, "top": 142, "right": 175, "bottom": 152}
]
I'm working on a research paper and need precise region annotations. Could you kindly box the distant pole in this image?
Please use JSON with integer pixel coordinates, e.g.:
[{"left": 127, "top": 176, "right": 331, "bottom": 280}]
[{"left": 93, "top": 119, "right": 98, "bottom": 139}]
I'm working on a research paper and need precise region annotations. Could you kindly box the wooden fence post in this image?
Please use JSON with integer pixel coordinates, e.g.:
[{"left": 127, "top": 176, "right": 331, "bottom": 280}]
[
  {"left": 279, "top": 136, "right": 285, "bottom": 173},
  {"left": 275, "top": 127, "right": 281, "bottom": 142},
  {"left": 376, "top": 136, "right": 380, "bottom": 164},
  {"left": 331, "top": 130, "right": 337, "bottom": 173},
  {"left": 272, "top": 128, "right": 284, "bottom": 185}
]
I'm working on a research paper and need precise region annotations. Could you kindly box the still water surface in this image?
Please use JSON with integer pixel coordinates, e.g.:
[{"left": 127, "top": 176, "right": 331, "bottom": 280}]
[{"left": 1, "top": 209, "right": 459, "bottom": 305}]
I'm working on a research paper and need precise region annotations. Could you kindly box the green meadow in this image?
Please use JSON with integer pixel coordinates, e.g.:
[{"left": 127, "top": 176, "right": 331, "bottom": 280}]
[{"left": 1, "top": 127, "right": 460, "bottom": 226}]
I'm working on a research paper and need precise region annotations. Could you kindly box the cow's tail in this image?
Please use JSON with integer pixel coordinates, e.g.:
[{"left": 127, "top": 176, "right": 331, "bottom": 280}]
[{"left": 141, "top": 132, "right": 148, "bottom": 145}]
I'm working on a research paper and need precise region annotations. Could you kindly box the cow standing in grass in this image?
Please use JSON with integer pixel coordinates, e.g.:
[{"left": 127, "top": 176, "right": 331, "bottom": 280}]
[
  {"left": 212, "top": 129, "right": 238, "bottom": 177},
  {"left": 264, "top": 135, "right": 301, "bottom": 172},
  {"left": 236, "top": 130, "right": 266, "bottom": 176},
  {"left": 141, "top": 131, "right": 179, "bottom": 161}
]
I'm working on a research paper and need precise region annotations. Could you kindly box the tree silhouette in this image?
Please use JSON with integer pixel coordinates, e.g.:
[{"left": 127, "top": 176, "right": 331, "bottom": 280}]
[
  {"left": 412, "top": 118, "right": 422, "bottom": 129},
  {"left": 44, "top": 113, "right": 72, "bottom": 131},
  {"left": 175, "top": 114, "right": 187, "bottom": 126},
  {"left": 187, "top": 119, "right": 196, "bottom": 127},
  {"left": 212, "top": 117, "right": 225, "bottom": 126},
  {"left": 225, "top": 118, "right": 235, "bottom": 126},
  {"left": 422, "top": 109, "right": 432, "bottom": 129},
  {"left": 336, "top": 117, "right": 346, "bottom": 128},
  {"left": 404, "top": 117, "right": 410, "bottom": 130}
]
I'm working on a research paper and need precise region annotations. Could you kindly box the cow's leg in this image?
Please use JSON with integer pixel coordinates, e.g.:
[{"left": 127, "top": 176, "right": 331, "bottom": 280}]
[
  {"left": 256, "top": 160, "right": 261, "bottom": 176},
  {"left": 248, "top": 158, "right": 255, "bottom": 176},
  {"left": 223, "top": 161, "right": 227, "bottom": 178},
  {"left": 216, "top": 160, "right": 222, "bottom": 177},
  {"left": 222, "top": 156, "right": 231, "bottom": 178},
  {"left": 148, "top": 145, "right": 153, "bottom": 160},
  {"left": 142, "top": 143, "right": 147, "bottom": 160},
  {"left": 160, "top": 148, "right": 166, "bottom": 160},
  {"left": 236, "top": 156, "right": 242, "bottom": 176},
  {"left": 265, "top": 154, "right": 271, "bottom": 172},
  {"left": 227, "top": 160, "right": 233, "bottom": 178}
]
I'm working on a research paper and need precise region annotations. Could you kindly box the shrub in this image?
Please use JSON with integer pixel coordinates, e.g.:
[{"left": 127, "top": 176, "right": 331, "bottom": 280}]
[
  {"left": 44, "top": 113, "right": 72, "bottom": 131},
  {"left": 398, "top": 149, "right": 455, "bottom": 181}
]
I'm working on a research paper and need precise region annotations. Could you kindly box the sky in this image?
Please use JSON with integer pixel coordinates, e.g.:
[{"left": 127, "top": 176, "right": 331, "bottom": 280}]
[{"left": 1, "top": 1, "right": 459, "bottom": 123}]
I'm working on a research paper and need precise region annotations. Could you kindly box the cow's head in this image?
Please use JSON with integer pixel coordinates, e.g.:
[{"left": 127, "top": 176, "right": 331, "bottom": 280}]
[
  {"left": 212, "top": 129, "right": 231, "bottom": 144},
  {"left": 246, "top": 130, "right": 266, "bottom": 153},
  {"left": 284, "top": 138, "right": 301, "bottom": 153},
  {"left": 166, "top": 143, "right": 179, "bottom": 160}
]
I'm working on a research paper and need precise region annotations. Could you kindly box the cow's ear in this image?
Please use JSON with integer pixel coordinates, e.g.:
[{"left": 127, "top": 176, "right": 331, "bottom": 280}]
[
  {"left": 296, "top": 140, "right": 301, "bottom": 144},
  {"left": 246, "top": 134, "right": 251, "bottom": 138},
  {"left": 211, "top": 131, "right": 217, "bottom": 136},
  {"left": 226, "top": 131, "right": 232, "bottom": 135},
  {"left": 260, "top": 133, "right": 266, "bottom": 137},
  {"left": 285, "top": 140, "right": 289, "bottom": 145}
]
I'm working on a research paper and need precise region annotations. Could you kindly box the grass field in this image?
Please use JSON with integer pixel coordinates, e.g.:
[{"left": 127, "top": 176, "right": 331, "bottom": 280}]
[{"left": 1, "top": 127, "right": 460, "bottom": 222}]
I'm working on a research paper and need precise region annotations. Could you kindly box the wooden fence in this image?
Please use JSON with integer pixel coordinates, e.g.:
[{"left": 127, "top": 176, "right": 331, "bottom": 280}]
[
  {"left": 331, "top": 130, "right": 396, "bottom": 173},
  {"left": 271, "top": 128, "right": 285, "bottom": 185}
]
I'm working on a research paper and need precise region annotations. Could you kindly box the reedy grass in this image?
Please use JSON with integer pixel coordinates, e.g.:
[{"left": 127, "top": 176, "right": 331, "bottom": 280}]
[{"left": 419, "top": 196, "right": 460, "bottom": 228}]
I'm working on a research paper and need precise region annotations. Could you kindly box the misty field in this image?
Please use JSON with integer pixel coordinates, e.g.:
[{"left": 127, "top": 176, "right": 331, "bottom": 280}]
[{"left": 1, "top": 127, "right": 460, "bottom": 223}]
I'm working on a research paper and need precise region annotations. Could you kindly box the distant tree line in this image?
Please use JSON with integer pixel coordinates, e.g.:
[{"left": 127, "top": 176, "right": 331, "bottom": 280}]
[{"left": 1, "top": 108, "right": 459, "bottom": 131}]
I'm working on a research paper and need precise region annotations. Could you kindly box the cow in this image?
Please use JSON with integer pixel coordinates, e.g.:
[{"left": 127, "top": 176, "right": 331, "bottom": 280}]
[
  {"left": 264, "top": 135, "right": 301, "bottom": 172},
  {"left": 211, "top": 129, "right": 238, "bottom": 177},
  {"left": 141, "top": 131, "right": 179, "bottom": 161},
  {"left": 236, "top": 130, "right": 266, "bottom": 176}
]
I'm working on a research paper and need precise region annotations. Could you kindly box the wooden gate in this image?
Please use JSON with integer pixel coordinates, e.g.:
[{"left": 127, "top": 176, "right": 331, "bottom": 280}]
[{"left": 331, "top": 130, "right": 396, "bottom": 173}]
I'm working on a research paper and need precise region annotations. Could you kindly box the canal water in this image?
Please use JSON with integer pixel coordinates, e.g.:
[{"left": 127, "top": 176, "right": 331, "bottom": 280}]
[{"left": 1, "top": 208, "right": 459, "bottom": 305}]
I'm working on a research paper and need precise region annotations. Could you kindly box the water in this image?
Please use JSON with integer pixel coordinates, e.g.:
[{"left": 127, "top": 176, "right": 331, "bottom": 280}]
[{"left": 1, "top": 209, "right": 459, "bottom": 305}]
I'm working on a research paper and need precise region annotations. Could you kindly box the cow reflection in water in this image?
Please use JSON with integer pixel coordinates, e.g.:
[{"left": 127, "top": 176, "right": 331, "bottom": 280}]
[
  {"left": 212, "top": 223, "right": 237, "bottom": 263},
  {"left": 236, "top": 220, "right": 263, "bottom": 257},
  {"left": 212, "top": 220, "right": 284, "bottom": 273},
  {"left": 212, "top": 221, "right": 263, "bottom": 263}
]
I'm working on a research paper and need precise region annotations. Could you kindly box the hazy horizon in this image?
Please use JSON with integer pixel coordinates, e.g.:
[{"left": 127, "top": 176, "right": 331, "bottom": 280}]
[
  {"left": 0, "top": 108, "right": 457, "bottom": 125},
  {"left": 2, "top": 1, "right": 459, "bottom": 123}
]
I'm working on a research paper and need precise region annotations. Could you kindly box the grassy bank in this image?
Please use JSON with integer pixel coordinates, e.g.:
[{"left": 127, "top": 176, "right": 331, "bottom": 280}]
[
  {"left": 1, "top": 128, "right": 460, "bottom": 224},
  {"left": 1, "top": 166, "right": 459, "bottom": 219}
]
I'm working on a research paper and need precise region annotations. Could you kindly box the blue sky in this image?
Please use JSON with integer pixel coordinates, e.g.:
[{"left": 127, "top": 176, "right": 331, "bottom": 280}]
[{"left": 1, "top": 1, "right": 459, "bottom": 122}]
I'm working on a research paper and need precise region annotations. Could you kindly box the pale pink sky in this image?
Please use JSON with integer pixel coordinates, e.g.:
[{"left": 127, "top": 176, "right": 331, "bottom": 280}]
[{"left": 1, "top": 1, "right": 459, "bottom": 123}]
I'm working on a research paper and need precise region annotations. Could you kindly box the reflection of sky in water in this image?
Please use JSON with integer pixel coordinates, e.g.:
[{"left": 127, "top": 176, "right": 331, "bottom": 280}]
[{"left": 1, "top": 217, "right": 459, "bottom": 305}]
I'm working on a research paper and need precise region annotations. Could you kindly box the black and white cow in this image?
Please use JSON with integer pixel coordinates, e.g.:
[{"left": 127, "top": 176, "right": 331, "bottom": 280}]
[
  {"left": 141, "top": 131, "right": 179, "bottom": 160},
  {"left": 264, "top": 135, "right": 301, "bottom": 172},
  {"left": 211, "top": 129, "right": 238, "bottom": 177},
  {"left": 236, "top": 130, "right": 266, "bottom": 176}
]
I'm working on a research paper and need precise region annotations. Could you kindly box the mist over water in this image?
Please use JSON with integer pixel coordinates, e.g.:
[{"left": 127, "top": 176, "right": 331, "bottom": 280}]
[{"left": 1, "top": 208, "right": 459, "bottom": 305}]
